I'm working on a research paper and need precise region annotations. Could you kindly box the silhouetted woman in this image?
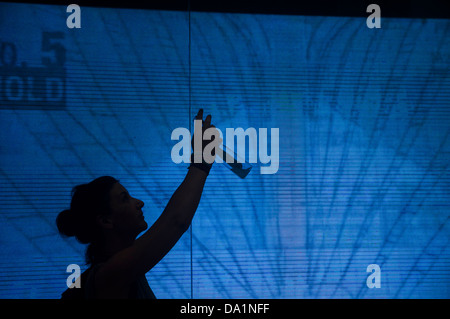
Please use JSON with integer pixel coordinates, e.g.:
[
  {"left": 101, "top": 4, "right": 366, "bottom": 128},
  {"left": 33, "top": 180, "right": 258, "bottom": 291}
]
[{"left": 56, "top": 110, "right": 216, "bottom": 298}]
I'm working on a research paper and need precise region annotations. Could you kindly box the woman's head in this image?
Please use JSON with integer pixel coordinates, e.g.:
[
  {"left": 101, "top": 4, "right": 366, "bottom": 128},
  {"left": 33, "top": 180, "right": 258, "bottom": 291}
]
[{"left": 56, "top": 176, "right": 147, "bottom": 263}]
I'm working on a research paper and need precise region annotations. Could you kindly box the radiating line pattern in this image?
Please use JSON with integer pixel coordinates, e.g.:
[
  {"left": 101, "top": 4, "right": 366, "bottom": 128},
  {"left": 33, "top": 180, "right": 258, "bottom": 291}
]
[{"left": 0, "top": 4, "right": 449, "bottom": 298}]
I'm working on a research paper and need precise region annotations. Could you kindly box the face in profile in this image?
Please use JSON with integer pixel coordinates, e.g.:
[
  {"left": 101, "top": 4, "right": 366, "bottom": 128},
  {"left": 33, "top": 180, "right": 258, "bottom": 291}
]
[{"left": 106, "top": 182, "right": 148, "bottom": 240}]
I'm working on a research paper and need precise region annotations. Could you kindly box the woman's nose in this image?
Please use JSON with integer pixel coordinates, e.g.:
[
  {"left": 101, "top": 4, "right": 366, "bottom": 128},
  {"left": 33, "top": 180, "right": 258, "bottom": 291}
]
[{"left": 136, "top": 198, "right": 144, "bottom": 209}]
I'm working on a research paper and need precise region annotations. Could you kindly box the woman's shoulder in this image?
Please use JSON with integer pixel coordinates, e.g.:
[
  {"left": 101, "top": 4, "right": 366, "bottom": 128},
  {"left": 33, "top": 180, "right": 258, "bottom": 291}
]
[{"left": 84, "top": 263, "right": 104, "bottom": 298}]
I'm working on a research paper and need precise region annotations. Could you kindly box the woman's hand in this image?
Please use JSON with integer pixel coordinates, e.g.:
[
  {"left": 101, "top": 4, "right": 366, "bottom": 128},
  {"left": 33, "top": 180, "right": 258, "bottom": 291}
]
[{"left": 191, "top": 108, "right": 221, "bottom": 172}]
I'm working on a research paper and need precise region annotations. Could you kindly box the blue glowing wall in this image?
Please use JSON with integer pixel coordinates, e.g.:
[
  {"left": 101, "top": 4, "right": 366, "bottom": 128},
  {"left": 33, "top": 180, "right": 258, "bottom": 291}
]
[{"left": 0, "top": 3, "right": 449, "bottom": 298}]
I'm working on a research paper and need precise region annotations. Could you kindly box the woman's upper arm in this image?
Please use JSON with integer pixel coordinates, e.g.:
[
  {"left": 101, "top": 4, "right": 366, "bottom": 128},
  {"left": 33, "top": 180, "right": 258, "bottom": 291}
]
[{"left": 94, "top": 211, "right": 188, "bottom": 296}]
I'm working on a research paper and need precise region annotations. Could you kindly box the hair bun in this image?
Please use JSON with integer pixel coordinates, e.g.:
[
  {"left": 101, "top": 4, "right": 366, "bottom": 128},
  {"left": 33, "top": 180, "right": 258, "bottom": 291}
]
[{"left": 56, "top": 209, "right": 78, "bottom": 238}]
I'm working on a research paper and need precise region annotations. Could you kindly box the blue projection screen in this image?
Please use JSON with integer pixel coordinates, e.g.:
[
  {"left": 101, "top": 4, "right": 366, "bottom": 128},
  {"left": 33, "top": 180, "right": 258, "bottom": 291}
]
[{"left": 0, "top": 3, "right": 449, "bottom": 298}]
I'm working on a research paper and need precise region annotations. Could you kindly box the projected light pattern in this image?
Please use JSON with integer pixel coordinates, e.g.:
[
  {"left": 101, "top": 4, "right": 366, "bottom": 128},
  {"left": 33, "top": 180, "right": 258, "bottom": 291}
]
[{"left": 0, "top": 3, "right": 449, "bottom": 298}]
